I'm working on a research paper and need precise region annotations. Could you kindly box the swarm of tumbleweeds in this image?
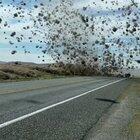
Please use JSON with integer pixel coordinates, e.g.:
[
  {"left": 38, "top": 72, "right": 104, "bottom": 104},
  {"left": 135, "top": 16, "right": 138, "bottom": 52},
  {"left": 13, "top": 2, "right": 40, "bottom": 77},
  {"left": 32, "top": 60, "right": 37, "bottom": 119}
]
[{"left": 0, "top": 0, "right": 140, "bottom": 75}]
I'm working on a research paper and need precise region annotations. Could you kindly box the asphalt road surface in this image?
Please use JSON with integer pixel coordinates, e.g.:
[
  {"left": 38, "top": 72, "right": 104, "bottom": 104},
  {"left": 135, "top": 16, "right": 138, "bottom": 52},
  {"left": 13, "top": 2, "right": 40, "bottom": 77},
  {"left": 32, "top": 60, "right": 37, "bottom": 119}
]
[{"left": 0, "top": 76, "right": 130, "bottom": 140}]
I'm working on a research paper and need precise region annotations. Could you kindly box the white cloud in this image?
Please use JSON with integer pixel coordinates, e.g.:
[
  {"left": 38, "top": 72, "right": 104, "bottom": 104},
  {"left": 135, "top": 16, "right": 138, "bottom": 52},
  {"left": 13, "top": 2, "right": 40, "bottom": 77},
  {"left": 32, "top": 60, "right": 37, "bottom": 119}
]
[
  {"left": 0, "top": 4, "right": 47, "bottom": 45},
  {"left": 74, "top": 0, "right": 140, "bottom": 10},
  {"left": 0, "top": 47, "right": 54, "bottom": 63}
]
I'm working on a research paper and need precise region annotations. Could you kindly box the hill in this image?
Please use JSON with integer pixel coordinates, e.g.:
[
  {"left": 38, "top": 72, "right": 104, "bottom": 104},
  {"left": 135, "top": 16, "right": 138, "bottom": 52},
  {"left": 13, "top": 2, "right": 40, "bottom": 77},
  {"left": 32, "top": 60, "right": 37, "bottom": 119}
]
[
  {"left": 0, "top": 62, "right": 58, "bottom": 81},
  {"left": 0, "top": 61, "right": 6, "bottom": 64},
  {"left": 0, "top": 61, "right": 101, "bottom": 81}
]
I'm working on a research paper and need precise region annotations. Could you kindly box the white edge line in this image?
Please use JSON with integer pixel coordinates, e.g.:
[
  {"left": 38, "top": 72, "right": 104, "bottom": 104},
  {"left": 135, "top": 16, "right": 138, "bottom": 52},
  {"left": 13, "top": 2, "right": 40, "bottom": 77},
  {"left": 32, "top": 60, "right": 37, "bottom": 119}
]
[{"left": 0, "top": 79, "right": 125, "bottom": 129}]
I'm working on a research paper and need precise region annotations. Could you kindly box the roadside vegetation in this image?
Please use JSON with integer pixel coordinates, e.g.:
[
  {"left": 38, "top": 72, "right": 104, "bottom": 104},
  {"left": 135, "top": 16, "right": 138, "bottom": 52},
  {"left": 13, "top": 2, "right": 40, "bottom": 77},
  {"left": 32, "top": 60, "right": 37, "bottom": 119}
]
[
  {"left": 0, "top": 60, "right": 132, "bottom": 82},
  {"left": 0, "top": 62, "right": 98, "bottom": 82},
  {"left": 0, "top": 62, "right": 58, "bottom": 82}
]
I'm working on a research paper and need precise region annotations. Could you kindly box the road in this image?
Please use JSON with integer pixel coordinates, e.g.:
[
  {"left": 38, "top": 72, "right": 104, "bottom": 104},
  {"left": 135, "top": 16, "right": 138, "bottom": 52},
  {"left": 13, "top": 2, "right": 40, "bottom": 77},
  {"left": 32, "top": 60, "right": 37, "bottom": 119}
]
[{"left": 0, "top": 76, "right": 130, "bottom": 140}]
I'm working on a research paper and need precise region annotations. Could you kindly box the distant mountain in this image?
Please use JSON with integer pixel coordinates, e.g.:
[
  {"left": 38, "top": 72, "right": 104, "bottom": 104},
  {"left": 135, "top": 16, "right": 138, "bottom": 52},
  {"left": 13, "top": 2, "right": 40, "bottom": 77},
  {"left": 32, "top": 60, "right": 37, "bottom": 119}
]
[
  {"left": 6, "top": 61, "right": 52, "bottom": 67},
  {"left": 7, "top": 61, "right": 36, "bottom": 65},
  {"left": 0, "top": 61, "right": 6, "bottom": 64}
]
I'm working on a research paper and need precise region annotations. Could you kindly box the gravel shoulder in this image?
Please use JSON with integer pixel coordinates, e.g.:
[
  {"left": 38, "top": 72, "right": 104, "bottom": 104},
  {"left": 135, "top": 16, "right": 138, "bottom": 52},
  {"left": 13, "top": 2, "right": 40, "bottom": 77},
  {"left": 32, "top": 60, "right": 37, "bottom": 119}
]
[{"left": 85, "top": 79, "right": 140, "bottom": 140}]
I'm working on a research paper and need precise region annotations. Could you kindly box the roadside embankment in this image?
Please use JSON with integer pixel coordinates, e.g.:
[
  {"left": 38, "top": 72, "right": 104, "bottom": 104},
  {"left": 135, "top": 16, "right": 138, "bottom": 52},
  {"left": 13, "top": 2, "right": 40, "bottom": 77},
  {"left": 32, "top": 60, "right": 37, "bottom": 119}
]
[{"left": 85, "top": 79, "right": 140, "bottom": 140}]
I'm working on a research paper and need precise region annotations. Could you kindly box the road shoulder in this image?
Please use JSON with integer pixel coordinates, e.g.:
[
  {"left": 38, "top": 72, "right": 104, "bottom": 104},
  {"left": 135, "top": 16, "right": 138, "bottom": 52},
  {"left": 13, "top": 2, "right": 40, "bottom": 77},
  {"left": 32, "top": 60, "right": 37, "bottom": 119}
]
[{"left": 85, "top": 79, "right": 140, "bottom": 140}]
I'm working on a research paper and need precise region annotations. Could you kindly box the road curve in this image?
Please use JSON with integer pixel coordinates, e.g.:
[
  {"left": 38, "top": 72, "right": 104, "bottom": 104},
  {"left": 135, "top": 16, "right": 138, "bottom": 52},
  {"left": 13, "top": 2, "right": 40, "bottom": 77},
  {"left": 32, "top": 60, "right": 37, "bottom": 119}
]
[{"left": 0, "top": 76, "right": 129, "bottom": 140}]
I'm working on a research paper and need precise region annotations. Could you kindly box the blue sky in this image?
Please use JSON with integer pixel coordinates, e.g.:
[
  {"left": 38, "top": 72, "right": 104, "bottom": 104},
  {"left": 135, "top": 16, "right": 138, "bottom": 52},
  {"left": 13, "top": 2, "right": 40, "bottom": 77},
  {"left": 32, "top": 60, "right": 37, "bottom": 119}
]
[
  {"left": 0, "top": 0, "right": 52, "bottom": 63},
  {"left": 0, "top": 0, "right": 140, "bottom": 63}
]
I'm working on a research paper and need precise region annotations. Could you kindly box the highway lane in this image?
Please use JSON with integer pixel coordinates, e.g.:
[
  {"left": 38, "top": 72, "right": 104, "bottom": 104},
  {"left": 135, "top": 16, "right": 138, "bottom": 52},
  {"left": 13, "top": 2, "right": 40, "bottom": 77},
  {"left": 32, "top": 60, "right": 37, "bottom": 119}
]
[
  {"left": 0, "top": 77, "right": 130, "bottom": 140},
  {"left": 0, "top": 77, "right": 114, "bottom": 123},
  {"left": 0, "top": 76, "right": 109, "bottom": 95}
]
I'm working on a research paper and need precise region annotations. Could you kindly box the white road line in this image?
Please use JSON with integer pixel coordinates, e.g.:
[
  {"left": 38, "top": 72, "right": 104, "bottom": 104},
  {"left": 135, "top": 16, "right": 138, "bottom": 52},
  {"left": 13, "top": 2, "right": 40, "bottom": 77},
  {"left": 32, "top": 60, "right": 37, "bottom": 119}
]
[{"left": 0, "top": 79, "right": 125, "bottom": 129}]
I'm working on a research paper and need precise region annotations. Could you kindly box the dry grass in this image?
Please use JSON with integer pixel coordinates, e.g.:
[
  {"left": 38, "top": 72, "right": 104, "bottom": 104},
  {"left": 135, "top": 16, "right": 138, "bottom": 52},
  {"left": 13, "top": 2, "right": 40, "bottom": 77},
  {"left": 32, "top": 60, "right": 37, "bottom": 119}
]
[
  {"left": 0, "top": 63, "right": 58, "bottom": 81},
  {"left": 0, "top": 61, "right": 116, "bottom": 82}
]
